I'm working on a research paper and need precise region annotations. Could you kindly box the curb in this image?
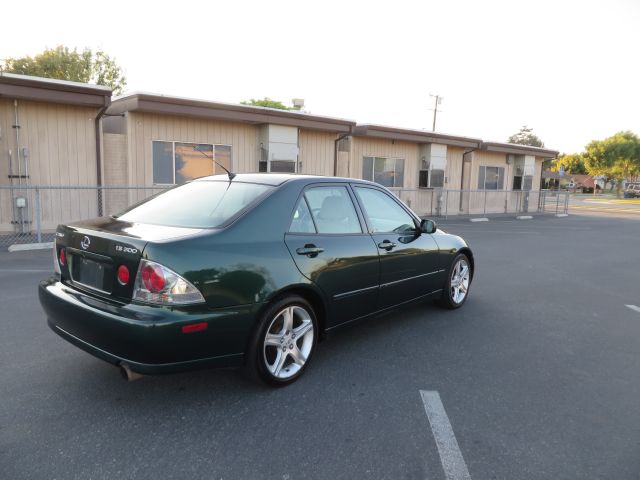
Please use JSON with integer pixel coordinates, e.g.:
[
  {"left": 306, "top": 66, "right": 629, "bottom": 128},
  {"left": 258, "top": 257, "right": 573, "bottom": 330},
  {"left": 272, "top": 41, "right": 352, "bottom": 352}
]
[{"left": 8, "top": 242, "right": 53, "bottom": 252}]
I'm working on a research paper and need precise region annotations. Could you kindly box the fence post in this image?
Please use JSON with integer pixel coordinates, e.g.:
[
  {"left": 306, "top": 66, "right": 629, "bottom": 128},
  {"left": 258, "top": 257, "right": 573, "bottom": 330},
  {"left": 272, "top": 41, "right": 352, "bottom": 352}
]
[
  {"left": 483, "top": 190, "right": 487, "bottom": 215},
  {"left": 555, "top": 192, "right": 560, "bottom": 215},
  {"left": 444, "top": 190, "right": 449, "bottom": 218},
  {"left": 538, "top": 191, "right": 542, "bottom": 212},
  {"left": 430, "top": 190, "right": 434, "bottom": 216},
  {"left": 35, "top": 187, "right": 42, "bottom": 243}
]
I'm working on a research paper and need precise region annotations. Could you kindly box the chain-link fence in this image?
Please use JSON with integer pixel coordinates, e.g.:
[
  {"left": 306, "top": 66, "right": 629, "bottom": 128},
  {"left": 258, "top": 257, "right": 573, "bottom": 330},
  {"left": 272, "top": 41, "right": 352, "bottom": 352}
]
[
  {"left": 0, "top": 185, "right": 168, "bottom": 250},
  {"left": 389, "top": 188, "right": 570, "bottom": 218},
  {"left": 0, "top": 185, "right": 570, "bottom": 250}
]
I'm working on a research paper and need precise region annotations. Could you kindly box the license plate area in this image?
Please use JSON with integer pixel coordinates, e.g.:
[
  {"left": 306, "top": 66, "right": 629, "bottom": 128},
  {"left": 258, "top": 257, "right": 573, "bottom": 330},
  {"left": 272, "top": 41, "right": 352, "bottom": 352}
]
[{"left": 69, "top": 254, "right": 113, "bottom": 294}]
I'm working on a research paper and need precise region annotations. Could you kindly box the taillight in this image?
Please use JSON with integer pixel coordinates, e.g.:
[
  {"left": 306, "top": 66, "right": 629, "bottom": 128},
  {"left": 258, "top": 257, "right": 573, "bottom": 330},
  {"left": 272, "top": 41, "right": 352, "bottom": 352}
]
[
  {"left": 59, "top": 248, "right": 66, "bottom": 266},
  {"left": 132, "top": 259, "right": 204, "bottom": 305},
  {"left": 141, "top": 263, "right": 164, "bottom": 292},
  {"left": 117, "top": 265, "right": 130, "bottom": 285},
  {"left": 53, "top": 245, "right": 61, "bottom": 274}
]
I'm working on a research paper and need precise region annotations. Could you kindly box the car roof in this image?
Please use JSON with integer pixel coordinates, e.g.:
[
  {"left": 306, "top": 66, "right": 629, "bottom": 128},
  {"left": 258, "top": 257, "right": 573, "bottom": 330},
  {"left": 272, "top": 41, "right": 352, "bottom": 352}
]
[{"left": 194, "top": 173, "right": 379, "bottom": 188}]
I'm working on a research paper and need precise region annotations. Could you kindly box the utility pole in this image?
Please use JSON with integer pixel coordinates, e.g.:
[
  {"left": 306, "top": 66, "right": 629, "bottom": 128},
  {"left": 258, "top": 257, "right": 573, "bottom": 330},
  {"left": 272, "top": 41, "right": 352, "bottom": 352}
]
[{"left": 429, "top": 94, "right": 443, "bottom": 131}]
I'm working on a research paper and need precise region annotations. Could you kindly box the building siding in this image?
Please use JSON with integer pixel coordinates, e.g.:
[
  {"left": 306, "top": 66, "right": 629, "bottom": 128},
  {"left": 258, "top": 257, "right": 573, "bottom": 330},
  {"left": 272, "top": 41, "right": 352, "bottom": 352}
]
[
  {"left": 0, "top": 99, "right": 99, "bottom": 232},
  {"left": 103, "top": 133, "right": 129, "bottom": 215},
  {"left": 351, "top": 137, "right": 419, "bottom": 188},
  {"left": 298, "top": 130, "right": 336, "bottom": 176},
  {"left": 125, "top": 112, "right": 261, "bottom": 188}
]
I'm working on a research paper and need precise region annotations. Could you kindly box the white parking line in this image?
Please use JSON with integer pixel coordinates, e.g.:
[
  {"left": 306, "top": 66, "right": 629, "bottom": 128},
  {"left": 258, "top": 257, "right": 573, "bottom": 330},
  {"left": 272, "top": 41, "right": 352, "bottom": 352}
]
[
  {"left": 419, "top": 390, "right": 471, "bottom": 480},
  {"left": 625, "top": 305, "right": 640, "bottom": 313}
]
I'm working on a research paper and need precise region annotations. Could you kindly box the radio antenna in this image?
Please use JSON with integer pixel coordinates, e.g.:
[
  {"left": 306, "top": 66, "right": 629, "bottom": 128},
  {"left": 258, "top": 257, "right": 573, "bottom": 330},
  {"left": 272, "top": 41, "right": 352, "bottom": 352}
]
[{"left": 193, "top": 146, "right": 236, "bottom": 181}]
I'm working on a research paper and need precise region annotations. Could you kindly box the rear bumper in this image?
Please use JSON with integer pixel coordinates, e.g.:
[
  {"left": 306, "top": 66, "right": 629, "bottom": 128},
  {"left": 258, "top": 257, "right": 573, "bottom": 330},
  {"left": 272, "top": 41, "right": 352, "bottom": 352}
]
[{"left": 39, "top": 277, "right": 264, "bottom": 374}]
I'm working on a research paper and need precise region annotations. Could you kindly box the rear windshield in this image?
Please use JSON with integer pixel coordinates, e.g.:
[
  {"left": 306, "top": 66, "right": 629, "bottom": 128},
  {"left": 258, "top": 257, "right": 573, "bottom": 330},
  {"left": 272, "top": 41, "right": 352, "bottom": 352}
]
[{"left": 116, "top": 181, "right": 273, "bottom": 228}]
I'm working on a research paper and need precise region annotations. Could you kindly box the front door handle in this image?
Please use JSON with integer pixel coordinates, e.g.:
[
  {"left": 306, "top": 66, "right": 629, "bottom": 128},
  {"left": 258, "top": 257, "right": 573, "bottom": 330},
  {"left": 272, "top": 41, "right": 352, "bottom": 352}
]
[
  {"left": 296, "top": 244, "right": 324, "bottom": 257},
  {"left": 377, "top": 240, "right": 397, "bottom": 251}
]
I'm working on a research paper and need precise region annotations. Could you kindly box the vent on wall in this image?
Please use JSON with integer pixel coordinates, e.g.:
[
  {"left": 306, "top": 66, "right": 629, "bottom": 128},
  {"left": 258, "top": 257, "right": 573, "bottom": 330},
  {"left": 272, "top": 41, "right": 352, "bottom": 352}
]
[
  {"left": 259, "top": 125, "right": 299, "bottom": 173},
  {"left": 418, "top": 144, "right": 447, "bottom": 188}
]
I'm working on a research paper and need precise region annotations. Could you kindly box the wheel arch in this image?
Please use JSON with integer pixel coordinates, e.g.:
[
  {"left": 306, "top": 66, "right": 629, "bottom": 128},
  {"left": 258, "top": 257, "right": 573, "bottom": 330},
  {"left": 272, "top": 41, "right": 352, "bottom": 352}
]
[
  {"left": 246, "top": 284, "right": 328, "bottom": 358},
  {"left": 458, "top": 247, "right": 475, "bottom": 281},
  {"left": 269, "top": 285, "right": 328, "bottom": 336}
]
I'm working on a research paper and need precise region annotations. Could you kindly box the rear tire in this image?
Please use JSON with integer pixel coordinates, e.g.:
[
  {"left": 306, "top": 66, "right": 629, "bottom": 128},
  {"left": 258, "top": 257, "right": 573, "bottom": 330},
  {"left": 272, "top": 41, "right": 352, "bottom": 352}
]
[
  {"left": 439, "top": 253, "right": 472, "bottom": 309},
  {"left": 246, "top": 295, "right": 317, "bottom": 386}
]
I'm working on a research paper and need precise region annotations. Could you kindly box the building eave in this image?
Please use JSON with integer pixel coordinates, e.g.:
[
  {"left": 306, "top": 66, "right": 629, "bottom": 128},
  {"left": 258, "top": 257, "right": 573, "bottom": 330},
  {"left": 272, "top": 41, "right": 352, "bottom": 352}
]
[
  {"left": 107, "top": 93, "right": 356, "bottom": 133},
  {"left": 353, "top": 124, "right": 482, "bottom": 148},
  {"left": 0, "top": 72, "right": 111, "bottom": 108},
  {"left": 481, "top": 141, "right": 558, "bottom": 158}
]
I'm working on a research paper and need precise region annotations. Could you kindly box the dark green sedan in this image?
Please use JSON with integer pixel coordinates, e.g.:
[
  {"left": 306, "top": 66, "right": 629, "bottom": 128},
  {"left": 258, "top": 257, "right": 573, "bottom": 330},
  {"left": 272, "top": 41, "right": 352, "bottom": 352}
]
[{"left": 39, "top": 174, "right": 474, "bottom": 386}]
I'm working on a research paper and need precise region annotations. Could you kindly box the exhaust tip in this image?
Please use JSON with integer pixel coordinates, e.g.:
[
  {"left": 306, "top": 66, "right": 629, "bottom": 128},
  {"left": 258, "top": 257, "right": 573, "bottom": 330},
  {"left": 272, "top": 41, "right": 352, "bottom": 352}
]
[{"left": 119, "top": 363, "right": 144, "bottom": 382}]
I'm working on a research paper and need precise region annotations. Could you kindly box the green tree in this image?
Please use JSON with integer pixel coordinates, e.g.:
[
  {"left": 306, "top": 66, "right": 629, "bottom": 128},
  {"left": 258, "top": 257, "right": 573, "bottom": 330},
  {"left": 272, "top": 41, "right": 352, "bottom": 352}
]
[
  {"left": 552, "top": 153, "right": 587, "bottom": 174},
  {"left": 1, "top": 46, "right": 126, "bottom": 94},
  {"left": 508, "top": 125, "right": 545, "bottom": 147},
  {"left": 584, "top": 131, "right": 640, "bottom": 197},
  {"left": 241, "top": 97, "right": 291, "bottom": 110}
]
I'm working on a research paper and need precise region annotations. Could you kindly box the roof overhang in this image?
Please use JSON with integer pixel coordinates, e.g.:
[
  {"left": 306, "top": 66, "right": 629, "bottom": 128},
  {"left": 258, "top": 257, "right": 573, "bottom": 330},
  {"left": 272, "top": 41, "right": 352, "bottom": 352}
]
[
  {"left": 353, "top": 124, "right": 482, "bottom": 148},
  {"left": 0, "top": 72, "right": 111, "bottom": 108},
  {"left": 107, "top": 93, "right": 356, "bottom": 133},
  {"left": 481, "top": 141, "right": 558, "bottom": 158}
]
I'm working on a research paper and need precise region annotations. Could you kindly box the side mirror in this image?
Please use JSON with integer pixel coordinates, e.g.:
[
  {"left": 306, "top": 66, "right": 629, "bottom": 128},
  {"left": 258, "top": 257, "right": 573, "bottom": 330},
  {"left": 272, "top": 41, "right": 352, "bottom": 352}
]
[{"left": 420, "top": 219, "right": 437, "bottom": 234}]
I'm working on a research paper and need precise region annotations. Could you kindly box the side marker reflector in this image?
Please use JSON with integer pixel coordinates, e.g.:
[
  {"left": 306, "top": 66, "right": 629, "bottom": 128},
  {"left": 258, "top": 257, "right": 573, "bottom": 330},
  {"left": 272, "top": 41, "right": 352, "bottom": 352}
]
[{"left": 181, "top": 322, "right": 208, "bottom": 334}]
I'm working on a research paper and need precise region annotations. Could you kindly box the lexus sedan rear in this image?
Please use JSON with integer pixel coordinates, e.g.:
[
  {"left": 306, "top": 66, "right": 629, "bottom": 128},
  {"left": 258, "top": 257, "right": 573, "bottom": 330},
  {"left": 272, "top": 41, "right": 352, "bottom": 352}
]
[{"left": 39, "top": 174, "right": 474, "bottom": 385}]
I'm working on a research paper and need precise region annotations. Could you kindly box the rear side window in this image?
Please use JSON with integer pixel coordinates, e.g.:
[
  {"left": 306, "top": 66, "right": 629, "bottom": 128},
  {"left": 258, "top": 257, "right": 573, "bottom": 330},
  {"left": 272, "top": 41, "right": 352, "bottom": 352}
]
[
  {"left": 304, "top": 186, "right": 362, "bottom": 234},
  {"left": 289, "top": 197, "right": 316, "bottom": 233},
  {"left": 116, "top": 181, "right": 273, "bottom": 228}
]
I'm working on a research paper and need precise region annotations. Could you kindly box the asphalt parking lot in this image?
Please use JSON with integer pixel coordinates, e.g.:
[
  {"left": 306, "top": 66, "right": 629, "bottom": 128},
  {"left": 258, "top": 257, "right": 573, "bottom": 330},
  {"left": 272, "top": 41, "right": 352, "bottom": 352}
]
[{"left": 1, "top": 214, "right": 639, "bottom": 480}]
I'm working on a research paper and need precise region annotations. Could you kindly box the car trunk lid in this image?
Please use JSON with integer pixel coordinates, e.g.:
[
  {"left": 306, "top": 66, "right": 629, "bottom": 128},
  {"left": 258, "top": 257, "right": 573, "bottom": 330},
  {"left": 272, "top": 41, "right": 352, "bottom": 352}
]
[{"left": 56, "top": 217, "right": 203, "bottom": 301}]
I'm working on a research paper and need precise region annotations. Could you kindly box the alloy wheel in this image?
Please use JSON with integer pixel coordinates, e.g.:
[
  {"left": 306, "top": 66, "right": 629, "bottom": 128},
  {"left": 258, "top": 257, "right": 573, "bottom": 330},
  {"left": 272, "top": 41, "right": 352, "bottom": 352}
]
[
  {"left": 450, "top": 258, "right": 470, "bottom": 305},
  {"left": 262, "top": 305, "right": 315, "bottom": 380}
]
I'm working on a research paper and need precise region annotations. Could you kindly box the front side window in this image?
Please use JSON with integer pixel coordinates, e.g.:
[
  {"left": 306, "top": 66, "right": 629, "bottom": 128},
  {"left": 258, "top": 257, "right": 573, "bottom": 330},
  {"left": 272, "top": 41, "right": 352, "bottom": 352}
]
[
  {"left": 303, "top": 186, "right": 362, "bottom": 234},
  {"left": 354, "top": 187, "right": 416, "bottom": 234},
  {"left": 478, "top": 166, "right": 505, "bottom": 190},
  {"left": 362, "top": 156, "right": 405, "bottom": 187},
  {"left": 116, "top": 181, "right": 272, "bottom": 228},
  {"left": 152, "top": 141, "right": 232, "bottom": 185}
]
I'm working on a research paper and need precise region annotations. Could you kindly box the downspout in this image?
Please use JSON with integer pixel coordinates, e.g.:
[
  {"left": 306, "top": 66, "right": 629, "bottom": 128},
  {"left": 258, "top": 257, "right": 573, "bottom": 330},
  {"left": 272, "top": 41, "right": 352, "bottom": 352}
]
[
  {"left": 460, "top": 147, "right": 477, "bottom": 211},
  {"left": 12, "top": 100, "right": 24, "bottom": 233},
  {"left": 334, "top": 132, "right": 351, "bottom": 177},
  {"left": 13, "top": 100, "right": 23, "bottom": 189},
  {"left": 94, "top": 97, "right": 110, "bottom": 216}
]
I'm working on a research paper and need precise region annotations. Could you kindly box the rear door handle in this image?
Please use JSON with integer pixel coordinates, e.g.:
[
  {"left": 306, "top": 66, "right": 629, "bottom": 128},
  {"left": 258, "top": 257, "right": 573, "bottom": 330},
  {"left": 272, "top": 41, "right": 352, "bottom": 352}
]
[
  {"left": 377, "top": 240, "right": 397, "bottom": 251},
  {"left": 296, "top": 245, "right": 324, "bottom": 257}
]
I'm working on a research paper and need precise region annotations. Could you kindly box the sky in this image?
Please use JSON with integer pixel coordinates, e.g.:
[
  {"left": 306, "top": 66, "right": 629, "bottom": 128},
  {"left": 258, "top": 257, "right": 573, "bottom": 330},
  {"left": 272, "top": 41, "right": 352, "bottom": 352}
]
[{"left": 1, "top": 0, "right": 638, "bottom": 153}]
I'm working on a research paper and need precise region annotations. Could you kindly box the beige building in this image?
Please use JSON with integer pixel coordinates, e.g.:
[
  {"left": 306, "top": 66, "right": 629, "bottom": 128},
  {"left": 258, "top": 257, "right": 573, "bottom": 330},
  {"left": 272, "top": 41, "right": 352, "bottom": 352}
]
[
  {"left": 0, "top": 73, "right": 111, "bottom": 233},
  {"left": 0, "top": 73, "right": 558, "bottom": 237}
]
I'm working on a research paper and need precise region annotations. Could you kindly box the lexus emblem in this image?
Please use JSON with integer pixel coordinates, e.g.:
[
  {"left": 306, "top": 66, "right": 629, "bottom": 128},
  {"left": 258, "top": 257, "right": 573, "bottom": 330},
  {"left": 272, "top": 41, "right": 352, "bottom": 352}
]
[{"left": 80, "top": 236, "right": 91, "bottom": 250}]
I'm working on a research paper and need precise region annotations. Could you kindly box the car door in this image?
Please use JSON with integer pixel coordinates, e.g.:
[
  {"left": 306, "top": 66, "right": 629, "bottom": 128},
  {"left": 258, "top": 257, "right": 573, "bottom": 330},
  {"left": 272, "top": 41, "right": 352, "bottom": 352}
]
[
  {"left": 352, "top": 185, "right": 443, "bottom": 309},
  {"left": 284, "top": 184, "right": 381, "bottom": 328}
]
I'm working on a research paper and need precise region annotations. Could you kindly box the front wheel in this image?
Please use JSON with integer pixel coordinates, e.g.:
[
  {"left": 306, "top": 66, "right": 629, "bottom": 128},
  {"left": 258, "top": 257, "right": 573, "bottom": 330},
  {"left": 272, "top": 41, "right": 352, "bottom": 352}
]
[
  {"left": 247, "top": 295, "right": 317, "bottom": 386},
  {"left": 439, "top": 253, "right": 472, "bottom": 309}
]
